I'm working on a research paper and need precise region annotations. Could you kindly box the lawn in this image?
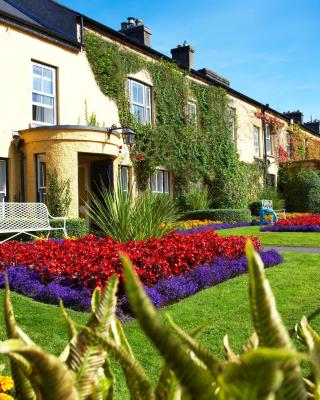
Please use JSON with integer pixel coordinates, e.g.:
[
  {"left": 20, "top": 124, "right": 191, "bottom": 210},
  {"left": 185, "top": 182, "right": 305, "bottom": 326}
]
[
  {"left": 1, "top": 251, "right": 320, "bottom": 398},
  {"left": 218, "top": 225, "right": 320, "bottom": 247}
]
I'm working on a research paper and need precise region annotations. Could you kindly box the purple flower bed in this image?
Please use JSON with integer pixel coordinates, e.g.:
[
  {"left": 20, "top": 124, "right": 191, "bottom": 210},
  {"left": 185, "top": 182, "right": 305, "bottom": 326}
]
[
  {"left": 0, "top": 250, "right": 283, "bottom": 314},
  {"left": 121, "top": 250, "right": 283, "bottom": 311},
  {"left": 0, "top": 266, "right": 92, "bottom": 311},
  {"left": 179, "top": 221, "right": 261, "bottom": 235},
  {"left": 261, "top": 225, "right": 320, "bottom": 232}
]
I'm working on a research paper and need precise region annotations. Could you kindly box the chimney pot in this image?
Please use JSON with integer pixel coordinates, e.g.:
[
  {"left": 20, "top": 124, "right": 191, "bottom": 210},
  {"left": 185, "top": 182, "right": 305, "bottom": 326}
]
[{"left": 120, "top": 17, "right": 152, "bottom": 47}]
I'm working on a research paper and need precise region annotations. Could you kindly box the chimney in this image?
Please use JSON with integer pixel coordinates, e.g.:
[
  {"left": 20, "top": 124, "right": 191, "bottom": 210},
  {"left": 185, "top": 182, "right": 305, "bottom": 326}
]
[
  {"left": 171, "top": 41, "right": 195, "bottom": 70},
  {"left": 197, "top": 68, "right": 230, "bottom": 86},
  {"left": 304, "top": 120, "right": 320, "bottom": 135},
  {"left": 120, "top": 17, "right": 152, "bottom": 47},
  {"left": 283, "top": 110, "right": 304, "bottom": 124}
]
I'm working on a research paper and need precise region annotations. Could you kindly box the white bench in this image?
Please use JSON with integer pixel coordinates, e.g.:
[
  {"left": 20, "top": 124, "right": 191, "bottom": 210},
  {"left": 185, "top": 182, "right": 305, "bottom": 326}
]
[{"left": 0, "top": 202, "right": 68, "bottom": 243}]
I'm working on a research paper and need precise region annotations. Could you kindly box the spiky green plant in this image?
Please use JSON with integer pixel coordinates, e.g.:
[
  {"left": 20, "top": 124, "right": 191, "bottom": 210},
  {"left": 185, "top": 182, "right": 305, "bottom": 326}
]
[
  {"left": 85, "top": 182, "right": 179, "bottom": 242},
  {"left": 182, "top": 186, "right": 211, "bottom": 211},
  {"left": 2, "top": 243, "right": 320, "bottom": 399}
]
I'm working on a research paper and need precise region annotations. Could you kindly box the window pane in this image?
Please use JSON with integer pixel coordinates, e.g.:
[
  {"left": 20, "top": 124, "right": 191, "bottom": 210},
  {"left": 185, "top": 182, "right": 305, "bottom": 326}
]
[
  {"left": 33, "top": 65, "right": 42, "bottom": 76},
  {"left": 163, "top": 171, "right": 169, "bottom": 193},
  {"left": 253, "top": 126, "right": 259, "bottom": 156},
  {"left": 43, "top": 68, "right": 52, "bottom": 80},
  {"left": 33, "top": 105, "right": 54, "bottom": 124},
  {"left": 145, "top": 86, "right": 151, "bottom": 107},
  {"left": 0, "top": 160, "right": 6, "bottom": 196},
  {"left": 151, "top": 174, "right": 157, "bottom": 192},
  {"left": 36, "top": 155, "right": 46, "bottom": 203},
  {"left": 33, "top": 77, "right": 42, "bottom": 92},
  {"left": 132, "top": 82, "right": 143, "bottom": 104},
  {"left": 157, "top": 171, "right": 163, "bottom": 193},
  {"left": 43, "top": 79, "right": 53, "bottom": 95},
  {"left": 120, "top": 166, "right": 129, "bottom": 192},
  {"left": 145, "top": 108, "right": 151, "bottom": 124},
  {"left": 132, "top": 104, "right": 144, "bottom": 123}
]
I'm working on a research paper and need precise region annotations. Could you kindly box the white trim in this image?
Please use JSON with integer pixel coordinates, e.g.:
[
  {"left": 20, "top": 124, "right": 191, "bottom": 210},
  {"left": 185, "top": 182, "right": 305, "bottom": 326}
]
[
  {"left": 32, "top": 62, "right": 57, "bottom": 125},
  {"left": 128, "top": 79, "right": 151, "bottom": 124}
]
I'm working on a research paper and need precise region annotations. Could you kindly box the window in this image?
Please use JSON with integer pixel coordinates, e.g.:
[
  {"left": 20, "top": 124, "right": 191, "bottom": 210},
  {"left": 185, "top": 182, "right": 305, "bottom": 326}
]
[
  {"left": 187, "top": 101, "right": 197, "bottom": 124},
  {"left": 286, "top": 131, "right": 291, "bottom": 157},
  {"left": 119, "top": 165, "right": 130, "bottom": 192},
  {"left": 127, "top": 79, "right": 151, "bottom": 125},
  {"left": 0, "top": 159, "right": 7, "bottom": 202},
  {"left": 228, "top": 108, "right": 236, "bottom": 142},
  {"left": 36, "top": 154, "right": 47, "bottom": 203},
  {"left": 266, "top": 173, "right": 276, "bottom": 188},
  {"left": 253, "top": 126, "right": 260, "bottom": 157},
  {"left": 150, "top": 170, "right": 169, "bottom": 194},
  {"left": 32, "top": 62, "right": 56, "bottom": 125},
  {"left": 265, "top": 124, "right": 272, "bottom": 155}
]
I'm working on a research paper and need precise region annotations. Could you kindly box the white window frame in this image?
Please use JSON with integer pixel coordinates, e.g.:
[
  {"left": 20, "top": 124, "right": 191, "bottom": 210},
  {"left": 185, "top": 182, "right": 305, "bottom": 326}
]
[
  {"left": 32, "top": 62, "right": 57, "bottom": 126},
  {"left": 286, "top": 131, "right": 291, "bottom": 157},
  {"left": 119, "top": 165, "right": 130, "bottom": 192},
  {"left": 228, "top": 107, "right": 236, "bottom": 143},
  {"left": 36, "top": 154, "right": 47, "bottom": 203},
  {"left": 127, "top": 79, "right": 151, "bottom": 125},
  {"left": 187, "top": 101, "right": 197, "bottom": 124},
  {"left": 253, "top": 126, "right": 260, "bottom": 157},
  {"left": 150, "top": 170, "right": 169, "bottom": 194},
  {"left": 265, "top": 124, "right": 272, "bottom": 155},
  {"left": 0, "top": 159, "right": 7, "bottom": 202}
]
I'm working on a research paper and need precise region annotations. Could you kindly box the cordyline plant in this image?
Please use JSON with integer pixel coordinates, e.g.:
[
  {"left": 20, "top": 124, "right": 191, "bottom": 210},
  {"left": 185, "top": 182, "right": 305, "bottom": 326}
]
[{"left": 0, "top": 242, "right": 319, "bottom": 399}]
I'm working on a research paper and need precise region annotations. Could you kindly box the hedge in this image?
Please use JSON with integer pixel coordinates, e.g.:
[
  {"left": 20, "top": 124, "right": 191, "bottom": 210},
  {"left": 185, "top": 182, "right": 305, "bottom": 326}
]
[
  {"left": 45, "top": 218, "right": 88, "bottom": 239},
  {"left": 181, "top": 209, "right": 252, "bottom": 223}
]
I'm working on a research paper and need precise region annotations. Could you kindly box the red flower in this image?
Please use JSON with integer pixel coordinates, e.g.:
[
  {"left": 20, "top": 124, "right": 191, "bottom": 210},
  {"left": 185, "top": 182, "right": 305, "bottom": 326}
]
[{"left": 136, "top": 153, "right": 143, "bottom": 160}]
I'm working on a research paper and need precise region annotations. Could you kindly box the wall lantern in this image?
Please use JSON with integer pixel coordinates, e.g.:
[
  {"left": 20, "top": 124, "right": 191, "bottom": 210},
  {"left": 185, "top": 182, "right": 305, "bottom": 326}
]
[{"left": 108, "top": 124, "right": 136, "bottom": 147}]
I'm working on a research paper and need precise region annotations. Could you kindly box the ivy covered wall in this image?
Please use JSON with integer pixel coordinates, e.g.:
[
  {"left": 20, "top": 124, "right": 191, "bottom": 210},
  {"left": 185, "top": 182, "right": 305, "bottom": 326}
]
[{"left": 84, "top": 31, "right": 254, "bottom": 207}]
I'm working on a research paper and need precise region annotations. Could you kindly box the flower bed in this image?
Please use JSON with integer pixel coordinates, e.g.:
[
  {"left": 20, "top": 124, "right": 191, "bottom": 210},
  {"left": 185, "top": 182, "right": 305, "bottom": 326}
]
[
  {"left": 178, "top": 221, "right": 261, "bottom": 234},
  {"left": 0, "top": 250, "right": 283, "bottom": 312},
  {"left": 167, "top": 219, "right": 222, "bottom": 231},
  {"left": 264, "top": 212, "right": 311, "bottom": 221},
  {"left": 261, "top": 215, "right": 320, "bottom": 232},
  {"left": 0, "top": 232, "right": 260, "bottom": 289}
]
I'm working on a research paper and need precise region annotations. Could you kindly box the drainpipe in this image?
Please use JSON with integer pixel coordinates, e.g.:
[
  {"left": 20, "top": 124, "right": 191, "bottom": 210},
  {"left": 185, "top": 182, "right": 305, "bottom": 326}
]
[
  {"left": 17, "top": 139, "right": 25, "bottom": 202},
  {"left": 263, "top": 103, "right": 269, "bottom": 187}
]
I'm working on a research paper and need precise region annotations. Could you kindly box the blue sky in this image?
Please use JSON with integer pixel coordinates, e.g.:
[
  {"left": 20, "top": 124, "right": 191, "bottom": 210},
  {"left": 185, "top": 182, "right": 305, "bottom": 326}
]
[{"left": 62, "top": 0, "right": 319, "bottom": 120}]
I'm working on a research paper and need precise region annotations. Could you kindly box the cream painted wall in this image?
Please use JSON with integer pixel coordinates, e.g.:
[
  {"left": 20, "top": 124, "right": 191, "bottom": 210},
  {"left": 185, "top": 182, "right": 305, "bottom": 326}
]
[{"left": 0, "top": 22, "right": 120, "bottom": 160}]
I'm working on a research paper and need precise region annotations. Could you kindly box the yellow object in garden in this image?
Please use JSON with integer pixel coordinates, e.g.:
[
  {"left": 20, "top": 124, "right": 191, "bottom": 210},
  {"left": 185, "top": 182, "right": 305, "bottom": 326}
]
[
  {"left": 264, "top": 212, "right": 311, "bottom": 221},
  {"left": 0, "top": 393, "right": 14, "bottom": 400},
  {"left": 167, "top": 220, "right": 222, "bottom": 230},
  {"left": 0, "top": 376, "right": 13, "bottom": 393}
]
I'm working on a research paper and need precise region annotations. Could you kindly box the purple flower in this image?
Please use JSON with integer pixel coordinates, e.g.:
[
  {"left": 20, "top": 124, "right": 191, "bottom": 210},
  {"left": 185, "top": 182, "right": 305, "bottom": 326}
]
[
  {"left": 261, "top": 224, "right": 320, "bottom": 232},
  {"left": 179, "top": 221, "right": 263, "bottom": 235}
]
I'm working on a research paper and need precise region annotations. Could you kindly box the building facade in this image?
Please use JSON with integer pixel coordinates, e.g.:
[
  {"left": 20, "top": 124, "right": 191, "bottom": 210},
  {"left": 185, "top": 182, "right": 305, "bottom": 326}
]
[{"left": 0, "top": 0, "right": 319, "bottom": 219}]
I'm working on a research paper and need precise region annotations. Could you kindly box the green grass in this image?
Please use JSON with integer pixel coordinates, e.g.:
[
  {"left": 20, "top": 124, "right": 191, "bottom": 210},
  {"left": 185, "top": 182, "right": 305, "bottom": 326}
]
[
  {"left": 217, "top": 225, "right": 320, "bottom": 247},
  {"left": 1, "top": 252, "right": 320, "bottom": 398}
]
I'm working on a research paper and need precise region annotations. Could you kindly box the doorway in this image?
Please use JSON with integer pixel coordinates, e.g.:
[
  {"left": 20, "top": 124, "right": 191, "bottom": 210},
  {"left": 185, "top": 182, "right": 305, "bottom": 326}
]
[{"left": 78, "top": 154, "right": 114, "bottom": 229}]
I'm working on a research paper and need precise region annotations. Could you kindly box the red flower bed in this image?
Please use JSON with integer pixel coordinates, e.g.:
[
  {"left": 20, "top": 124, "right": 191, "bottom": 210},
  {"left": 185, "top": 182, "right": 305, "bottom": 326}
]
[
  {"left": 274, "top": 215, "right": 320, "bottom": 226},
  {"left": 0, "top": 232, "right": 260, "bottom": 289}
]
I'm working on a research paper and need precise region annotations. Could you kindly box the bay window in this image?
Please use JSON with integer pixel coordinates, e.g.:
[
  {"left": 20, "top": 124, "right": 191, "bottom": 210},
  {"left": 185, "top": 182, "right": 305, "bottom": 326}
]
[
  {"left": 127, "top": 79, "right": 151, "bottom": 124},
  {"left": 32, "top": 62, "right": 57, "bottom": 125}
]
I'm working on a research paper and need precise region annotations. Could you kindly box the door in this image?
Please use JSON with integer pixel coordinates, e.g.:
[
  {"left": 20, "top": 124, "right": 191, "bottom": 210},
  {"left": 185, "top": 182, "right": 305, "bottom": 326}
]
[
  {"left": 78, "top": 164, "right": 89, "bottom": 226},
  {"left": 90, "top": 159, "right": 114, "bottom": 201}
]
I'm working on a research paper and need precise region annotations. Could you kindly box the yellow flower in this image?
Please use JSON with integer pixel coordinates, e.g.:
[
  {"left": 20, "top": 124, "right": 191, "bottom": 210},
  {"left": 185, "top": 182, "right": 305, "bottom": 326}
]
[
  {"left": 0, "top": 393, "right": 14, "bottom": 400},
  {"left": 0, "top": 376, "right": 14, "bottom": 393}
]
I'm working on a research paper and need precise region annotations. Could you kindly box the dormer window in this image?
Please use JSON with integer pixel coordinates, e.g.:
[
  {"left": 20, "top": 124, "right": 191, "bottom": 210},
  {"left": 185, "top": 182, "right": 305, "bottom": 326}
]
[{"left": 127, "top": 79, "right": 151, "bottom": 124}]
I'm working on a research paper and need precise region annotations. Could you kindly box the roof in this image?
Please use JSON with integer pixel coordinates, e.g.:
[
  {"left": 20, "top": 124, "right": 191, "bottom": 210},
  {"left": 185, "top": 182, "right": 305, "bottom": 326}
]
[{"left": 0, "top": 0, "right": 79, "bottom": 48}]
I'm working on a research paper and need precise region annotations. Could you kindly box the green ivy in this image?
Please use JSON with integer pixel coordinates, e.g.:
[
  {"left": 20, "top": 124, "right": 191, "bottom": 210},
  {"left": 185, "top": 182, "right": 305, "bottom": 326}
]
[{"left": 84, "top": 31, "right": 249, "bottom": 206}]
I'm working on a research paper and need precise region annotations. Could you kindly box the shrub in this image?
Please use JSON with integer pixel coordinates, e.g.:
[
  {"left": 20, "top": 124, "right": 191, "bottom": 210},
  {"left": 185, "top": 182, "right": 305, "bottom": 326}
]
[
  {"left": 181, "top": 208, "right": 252, "bottom": 223},
  {"left": 86, "top": 182, "right": 179, "bottom": 242},
  {"left": 46, "top": 169, "right": 72, "bottom": 217},
  {"left": 181, "top": 186, "right": 211, "bottom": 211},
  {"left": 37, "top": 218, "right": 87, "bottom": 239},
  {"left": 281, "top": 169, "right": 320, "bottom": 212},
  {"left": 249, "top": 201, "right": 261, "bottom": 216}
]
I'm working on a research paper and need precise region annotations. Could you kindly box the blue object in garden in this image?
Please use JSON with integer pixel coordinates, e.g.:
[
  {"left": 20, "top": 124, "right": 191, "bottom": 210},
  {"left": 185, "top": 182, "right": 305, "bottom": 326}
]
[{"left": 260, "top": 199, "right": 285, "bottom": 224}]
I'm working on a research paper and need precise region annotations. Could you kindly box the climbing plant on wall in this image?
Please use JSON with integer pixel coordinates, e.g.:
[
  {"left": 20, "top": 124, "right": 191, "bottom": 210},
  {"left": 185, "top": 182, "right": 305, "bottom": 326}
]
[{"left": 84, "top": 31, "right": 249, "bottom": 207}]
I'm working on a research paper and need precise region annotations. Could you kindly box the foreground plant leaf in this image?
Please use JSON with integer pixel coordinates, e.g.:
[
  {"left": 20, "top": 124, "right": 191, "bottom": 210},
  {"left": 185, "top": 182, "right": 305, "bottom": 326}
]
[
  {"left": 246, "top": 241, "right": 307, "bottom": 399},
  {"left": 67, "top": 275, "right": 119, "bottom": 399},
  {"left": 121, "top": 253, "right": 218, "bottom": 400},
  {"left": 0, "top": 339, "right": 79, "bottom": 400},
  {"left": 296, "top": 316, "right": 320, "bottom": 398},
  {"left": 4, "top": 277, "right": 37, "bottom": 400},
  {"left": 219, "top": 348, "right": 306, "bottom": 400}
]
